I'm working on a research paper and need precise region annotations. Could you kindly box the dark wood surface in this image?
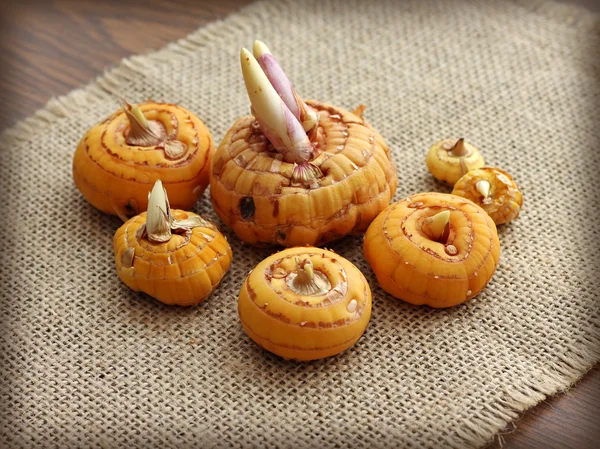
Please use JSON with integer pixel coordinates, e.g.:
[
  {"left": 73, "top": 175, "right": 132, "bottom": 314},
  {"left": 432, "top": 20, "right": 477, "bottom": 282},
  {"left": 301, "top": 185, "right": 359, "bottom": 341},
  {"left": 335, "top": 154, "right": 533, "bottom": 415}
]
[{"left": 1, "top": 1, "right": 598, "bottom": 448}]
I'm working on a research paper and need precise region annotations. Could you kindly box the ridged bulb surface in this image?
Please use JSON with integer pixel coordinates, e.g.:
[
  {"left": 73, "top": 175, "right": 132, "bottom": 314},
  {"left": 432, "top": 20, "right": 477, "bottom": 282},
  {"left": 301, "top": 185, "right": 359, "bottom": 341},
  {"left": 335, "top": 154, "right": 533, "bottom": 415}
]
[
  {"left": 114, "top": 210, "right": 232, "bottom": 306},
  {"left": 210, "top": 101, "right": 397, "bottom": 246},
  {"left": 238, "top": 247, "right": 372, "bottom": 361},
  {"left": 73, "top": 102, "right": 213, "bottom": 217},
  {"left": 364, "top": 192, "right": 500, "bottom": 308},
  {"left": 452, "top": 167, "right": 523, "bottom": 225},
  {"left": 426, "top": 138, "right": 485, "bottom": 184}
]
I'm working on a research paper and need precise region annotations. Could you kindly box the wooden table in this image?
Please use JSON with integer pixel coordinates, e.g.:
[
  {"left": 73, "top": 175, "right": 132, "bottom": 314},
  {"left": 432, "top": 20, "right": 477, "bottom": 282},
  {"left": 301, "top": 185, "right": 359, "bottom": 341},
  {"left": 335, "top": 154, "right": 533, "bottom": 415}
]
[{"left": 1, "top": 1, "right": 598, "bottom": 447}]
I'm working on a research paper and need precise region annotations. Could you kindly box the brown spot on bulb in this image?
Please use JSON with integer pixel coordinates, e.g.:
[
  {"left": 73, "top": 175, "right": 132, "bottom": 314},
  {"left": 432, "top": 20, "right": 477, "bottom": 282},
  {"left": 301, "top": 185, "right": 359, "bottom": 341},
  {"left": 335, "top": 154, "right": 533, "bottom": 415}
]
[{"left": 240, "top": 197, "right": 255, "bottom": 220}]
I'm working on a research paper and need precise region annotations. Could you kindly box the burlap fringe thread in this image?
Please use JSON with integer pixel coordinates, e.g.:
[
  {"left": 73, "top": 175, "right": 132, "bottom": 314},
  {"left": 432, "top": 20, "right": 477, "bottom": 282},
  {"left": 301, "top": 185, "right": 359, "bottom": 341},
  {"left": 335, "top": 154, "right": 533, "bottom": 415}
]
[{"left": 1, "top": 0, "right": 598, "bottom": 148}]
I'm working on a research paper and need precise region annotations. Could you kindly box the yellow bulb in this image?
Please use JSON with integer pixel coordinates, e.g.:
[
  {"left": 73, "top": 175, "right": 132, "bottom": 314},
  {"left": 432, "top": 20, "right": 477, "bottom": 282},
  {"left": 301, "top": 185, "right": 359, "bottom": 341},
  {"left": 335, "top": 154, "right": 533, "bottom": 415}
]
[{"left": 238, "top": 247, "right": 372, "bottom": 361}]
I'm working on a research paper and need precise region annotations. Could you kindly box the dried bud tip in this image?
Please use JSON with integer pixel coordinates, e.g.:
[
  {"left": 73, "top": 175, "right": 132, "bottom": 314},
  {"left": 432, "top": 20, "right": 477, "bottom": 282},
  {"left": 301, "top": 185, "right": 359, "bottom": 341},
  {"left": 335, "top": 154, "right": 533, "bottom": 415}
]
[
  {"left": 291, "top": 162, "right": 323, "bottom": 188},
  {"left": 122, "top": 100, "right": 149, "bottom": 128},
  {"left": 122, "top": 100, "right": 165, "bottom": 147},
  {"left": 145, "top": 180, "right": 172, "bottom": 243},
  {"left": 288, "top": 257, "right": 331, "bottom": 296},
  {"left": 164, "top": 140, "right": 187, "bottom": 160},
  {"left": 121, "top": 247, "right": 135, "bottom": 268},
  {"left": 451, "top": 138, "right": 469, "bottom": 157}
]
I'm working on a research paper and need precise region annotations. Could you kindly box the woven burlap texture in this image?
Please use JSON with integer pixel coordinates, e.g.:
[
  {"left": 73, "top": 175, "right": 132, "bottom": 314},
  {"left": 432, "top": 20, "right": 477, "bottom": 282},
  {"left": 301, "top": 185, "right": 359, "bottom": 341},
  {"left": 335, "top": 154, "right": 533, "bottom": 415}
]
[{"left": 1, "top": 0, "right": 599, "bottom": 447}]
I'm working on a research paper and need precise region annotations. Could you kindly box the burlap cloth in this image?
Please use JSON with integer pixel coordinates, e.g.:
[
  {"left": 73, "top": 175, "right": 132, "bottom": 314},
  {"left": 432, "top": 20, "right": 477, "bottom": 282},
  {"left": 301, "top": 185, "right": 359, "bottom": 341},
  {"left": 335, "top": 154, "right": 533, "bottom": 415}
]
[{"left": 1, "top": 0, "right": 599, "bottom": 447}]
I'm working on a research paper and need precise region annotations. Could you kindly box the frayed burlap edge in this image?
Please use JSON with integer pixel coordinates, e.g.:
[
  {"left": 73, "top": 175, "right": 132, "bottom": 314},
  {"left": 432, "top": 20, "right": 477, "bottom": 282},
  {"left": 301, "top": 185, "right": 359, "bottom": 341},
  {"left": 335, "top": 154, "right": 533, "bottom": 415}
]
[
  {"left": 1, "top": 0, "right": 598, "bottom": 148},
  {"left": 464, "top": 342, "right": 600, "bottom": 448},
  {"left": 513, "top": 0, "right": 600, "bottom": 27},
  {"left": 0, "top": 0, "right": 267, "bottom": 147},
  {"left": 0, "top": 1, "right": 598, "bottom": 448}
]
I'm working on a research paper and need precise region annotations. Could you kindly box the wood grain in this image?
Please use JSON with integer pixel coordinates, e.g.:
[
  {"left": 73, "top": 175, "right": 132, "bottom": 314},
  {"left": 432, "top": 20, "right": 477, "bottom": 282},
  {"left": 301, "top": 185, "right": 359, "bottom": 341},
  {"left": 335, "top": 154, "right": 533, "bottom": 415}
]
[
  {"left": 0, "top": 0, "right": 248, "bottom": 127},
  {"left": 487, "top": 365, "right": 600, "bottom": 449},
  {"left": 1, "top": 1, "right": 598, "bottom": 447}
]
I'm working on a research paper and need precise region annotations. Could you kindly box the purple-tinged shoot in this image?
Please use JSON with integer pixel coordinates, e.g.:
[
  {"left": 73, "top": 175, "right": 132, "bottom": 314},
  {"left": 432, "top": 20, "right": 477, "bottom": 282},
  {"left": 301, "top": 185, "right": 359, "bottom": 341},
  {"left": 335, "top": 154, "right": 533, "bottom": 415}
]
[
  {"left": 253, "top": 40, "right": 318, "bottom": 132},
  {"left": 240, "top": 47, "right": 314, "bottom": 164}
]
